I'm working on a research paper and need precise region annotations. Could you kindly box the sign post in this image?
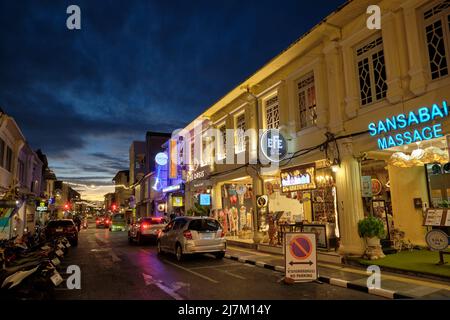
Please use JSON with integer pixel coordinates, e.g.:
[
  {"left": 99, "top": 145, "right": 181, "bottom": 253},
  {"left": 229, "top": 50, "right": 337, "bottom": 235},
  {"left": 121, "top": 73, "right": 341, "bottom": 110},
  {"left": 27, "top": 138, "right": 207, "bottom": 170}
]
[{"left": 284, "top": 232, "right": 318, "bottom": 282}]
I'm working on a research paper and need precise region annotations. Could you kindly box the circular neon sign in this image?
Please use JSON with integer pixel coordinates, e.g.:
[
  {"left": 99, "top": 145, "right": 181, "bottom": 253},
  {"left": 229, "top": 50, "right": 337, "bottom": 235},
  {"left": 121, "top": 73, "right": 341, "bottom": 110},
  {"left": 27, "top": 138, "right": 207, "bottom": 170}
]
[
  {"left": 260, "top": 129, "right": 288, "bottom": 162},
  {"left": 155, "top": 152, "right": 168, "bottom": 166}
]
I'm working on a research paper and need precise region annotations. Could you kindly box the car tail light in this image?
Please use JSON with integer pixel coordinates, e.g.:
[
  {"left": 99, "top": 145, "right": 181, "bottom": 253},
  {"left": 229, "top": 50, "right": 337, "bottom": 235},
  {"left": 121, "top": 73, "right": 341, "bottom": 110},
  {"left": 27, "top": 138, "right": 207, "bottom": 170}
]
[
  {"left": 105, "top": 219, "right": 110, "bottom": 224},
  {"left": 141, "top": 223, "right": 149, "bottom": 229},
  {"left": 220, "top": 231, "right": 225, "bottom": 238},
  {"left": 183, "top": 230, "right": 193, "bottom": 240}
]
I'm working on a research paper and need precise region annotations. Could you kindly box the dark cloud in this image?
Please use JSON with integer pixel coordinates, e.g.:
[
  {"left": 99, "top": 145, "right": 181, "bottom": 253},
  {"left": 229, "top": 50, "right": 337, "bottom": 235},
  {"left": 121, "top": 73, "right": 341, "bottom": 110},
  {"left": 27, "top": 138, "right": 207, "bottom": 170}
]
[
  {"left": 90, "top": 153, "right": 127, "bottom": 163},
  {"left": 0, "top": 0, "right": 346, "bottom": 198}
]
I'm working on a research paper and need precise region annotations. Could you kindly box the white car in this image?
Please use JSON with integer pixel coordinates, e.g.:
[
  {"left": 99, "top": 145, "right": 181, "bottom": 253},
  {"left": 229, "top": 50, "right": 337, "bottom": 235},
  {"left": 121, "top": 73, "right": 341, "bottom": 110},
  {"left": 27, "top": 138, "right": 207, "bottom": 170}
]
[
  {"left": 157, "top": 216, "right": 226, "bottom": 261},
  {"left": 128, "top": 217, "right": 167, "bottom": 244}
]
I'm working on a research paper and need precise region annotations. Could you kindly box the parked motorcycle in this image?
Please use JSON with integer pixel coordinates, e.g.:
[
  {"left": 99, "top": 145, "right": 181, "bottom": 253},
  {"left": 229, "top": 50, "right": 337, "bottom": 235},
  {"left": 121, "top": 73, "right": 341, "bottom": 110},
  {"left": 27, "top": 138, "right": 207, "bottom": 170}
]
[{"left": 0, "top": 232, "right": 71, "bottom": 300}]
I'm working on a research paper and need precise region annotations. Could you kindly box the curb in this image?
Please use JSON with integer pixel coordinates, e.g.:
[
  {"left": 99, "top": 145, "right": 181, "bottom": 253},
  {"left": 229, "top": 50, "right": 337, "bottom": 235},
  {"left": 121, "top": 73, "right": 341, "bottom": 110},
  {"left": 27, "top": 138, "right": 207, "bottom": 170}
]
[{"left": 224, "top": 254, "right": 413, "bottom": 300}]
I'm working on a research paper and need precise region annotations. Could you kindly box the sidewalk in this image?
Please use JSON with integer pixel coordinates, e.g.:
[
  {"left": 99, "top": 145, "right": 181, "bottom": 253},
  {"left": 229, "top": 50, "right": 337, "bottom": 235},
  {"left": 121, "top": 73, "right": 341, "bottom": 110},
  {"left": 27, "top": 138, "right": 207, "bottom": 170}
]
[{"left": 225, "top": 246, "right": 450, "bottom": 299}]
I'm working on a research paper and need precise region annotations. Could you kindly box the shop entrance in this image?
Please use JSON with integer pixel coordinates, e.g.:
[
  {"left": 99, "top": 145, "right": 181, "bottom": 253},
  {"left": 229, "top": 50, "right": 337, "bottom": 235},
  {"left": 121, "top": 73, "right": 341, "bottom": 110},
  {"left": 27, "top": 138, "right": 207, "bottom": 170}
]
[
  {"left": 263, "top": 163, "right": 340, "bottom": 250},
  {"left": 363, "top": 135, "right": 450, "bottom": 249},
  {"left": 214, "top": 177, "right": 254, "bottom": 241}
]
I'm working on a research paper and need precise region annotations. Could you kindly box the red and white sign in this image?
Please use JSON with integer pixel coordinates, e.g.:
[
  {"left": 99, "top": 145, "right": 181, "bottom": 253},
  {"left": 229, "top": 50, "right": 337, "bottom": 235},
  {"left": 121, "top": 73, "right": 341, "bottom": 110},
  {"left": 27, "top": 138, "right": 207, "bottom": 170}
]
[{"left": 284, "top": 232, "right": 317, "bottom": 282}]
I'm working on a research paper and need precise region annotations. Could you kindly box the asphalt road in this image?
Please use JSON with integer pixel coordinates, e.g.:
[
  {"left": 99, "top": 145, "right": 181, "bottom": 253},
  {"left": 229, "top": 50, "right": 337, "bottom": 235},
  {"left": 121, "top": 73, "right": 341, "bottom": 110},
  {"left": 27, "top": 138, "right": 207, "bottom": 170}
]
[{"left": 54, "top": 224, "right": 383, "bottom": 300}]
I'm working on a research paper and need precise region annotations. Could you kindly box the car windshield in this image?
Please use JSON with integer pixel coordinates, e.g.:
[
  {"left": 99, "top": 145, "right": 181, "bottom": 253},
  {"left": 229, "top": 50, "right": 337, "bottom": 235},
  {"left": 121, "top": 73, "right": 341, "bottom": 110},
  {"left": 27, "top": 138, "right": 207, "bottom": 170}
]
[
  {"left": 188, "top": 219, "right": 220, "bottom": 232},
  {"left": 112, "top": 214, "right": 125, "bottom": 221},
  {"left": 47, "top": 220, "right": 74, "bottom": 228},
  {"left": 142, "top": 218, "right": 165, "bottom": 225}
]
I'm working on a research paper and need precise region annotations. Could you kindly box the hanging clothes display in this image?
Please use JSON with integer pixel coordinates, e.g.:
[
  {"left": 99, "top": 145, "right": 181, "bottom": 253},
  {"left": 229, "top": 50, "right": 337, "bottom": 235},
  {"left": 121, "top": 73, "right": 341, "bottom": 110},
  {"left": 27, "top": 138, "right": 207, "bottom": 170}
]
[
  {"left": 239, "top": 206, "right": 247, "bottom": 229},
  {"left": 220, "top": 209, "right": 228, "bottom": 234}
]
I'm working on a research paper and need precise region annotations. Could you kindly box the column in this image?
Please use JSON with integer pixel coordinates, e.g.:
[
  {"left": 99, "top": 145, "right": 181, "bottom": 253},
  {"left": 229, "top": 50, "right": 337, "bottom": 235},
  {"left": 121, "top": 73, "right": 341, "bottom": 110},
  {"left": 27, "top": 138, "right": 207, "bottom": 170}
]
[
  {"left": 211, "top": 183, "right": 222, "bottom": 210},
  {"left": 324, "top": 40, "right": 345, "bottom": 132},
  {"left": 381, "top": 12, "right": 406, "bottom": 103},
  {"left": 335, "top": 141, "right": 365, "bottom": 256},
  {"left": 402, "top": 2, "right": 429, "bottom": 96},
  {"left": 252, "top": 174, "right": 264, "bottom": 232}
]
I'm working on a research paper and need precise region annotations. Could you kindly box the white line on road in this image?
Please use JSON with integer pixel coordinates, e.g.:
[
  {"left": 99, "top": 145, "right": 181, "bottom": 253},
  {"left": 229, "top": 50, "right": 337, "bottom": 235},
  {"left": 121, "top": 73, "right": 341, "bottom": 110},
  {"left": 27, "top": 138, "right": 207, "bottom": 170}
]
[
  {"left": 142, "top": 273, "right": 184, "bottom": 300},
  {"left": 163, "top": 260, "right": 219, "bottom": 283},
  {"left": 221, "top": 270, "right": 246, "bottom": 280}
]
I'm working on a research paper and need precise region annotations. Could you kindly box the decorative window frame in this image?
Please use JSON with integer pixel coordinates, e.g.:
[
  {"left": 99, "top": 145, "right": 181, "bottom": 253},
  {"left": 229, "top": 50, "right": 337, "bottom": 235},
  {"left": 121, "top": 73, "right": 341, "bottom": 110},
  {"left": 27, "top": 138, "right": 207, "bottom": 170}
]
[
  {"left": 216, "top": 122, "right": 227, "bottom": 160},
  {"left": 261, "top": 90, "right": 280, "bottom": 130},
  {"left": 420, "top": 0, "right": 450, "bottom": 82},
  {"left": 234, "top": 111, "right": 246, "bottom": 154},
  {"left": 354, "top": 33, "right": 388, "bottom": 107},
  {"left": 341, "top": 23, "right": 391, "bottom": 118},
  {"left": 286, "top": 57, "right": 325, "bottom": 133}
]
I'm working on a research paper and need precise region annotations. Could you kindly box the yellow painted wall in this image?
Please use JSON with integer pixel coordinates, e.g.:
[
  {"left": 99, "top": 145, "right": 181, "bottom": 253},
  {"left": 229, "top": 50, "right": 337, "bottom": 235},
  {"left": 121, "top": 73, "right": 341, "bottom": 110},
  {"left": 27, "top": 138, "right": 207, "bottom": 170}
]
[
  {"left": 303, "top": 192, "right": 312, "bottom": 222},
  {"left": 388, "top": 165, "right": 428, "bottom": 246}
]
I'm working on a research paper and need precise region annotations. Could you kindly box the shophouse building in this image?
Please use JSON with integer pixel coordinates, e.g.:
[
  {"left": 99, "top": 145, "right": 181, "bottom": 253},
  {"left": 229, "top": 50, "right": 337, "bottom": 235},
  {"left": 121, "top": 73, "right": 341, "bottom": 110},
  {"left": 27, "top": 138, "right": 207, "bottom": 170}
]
[{"left": 178, "top": 0, "right": 450, "bottom": 256}]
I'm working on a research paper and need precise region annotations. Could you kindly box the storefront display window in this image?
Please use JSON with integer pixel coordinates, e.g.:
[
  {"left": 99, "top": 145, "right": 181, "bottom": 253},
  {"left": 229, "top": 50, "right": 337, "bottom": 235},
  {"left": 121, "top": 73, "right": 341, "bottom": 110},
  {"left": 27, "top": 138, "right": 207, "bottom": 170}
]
[
  {"left": 261, "top": 165, "right": 340, "bottom": 249},
  {"left": 361, "top": 159, "right": 394, "bottom": 240},
  {"left": 219, "top": 183, "right": 254, "bottom": 239}
]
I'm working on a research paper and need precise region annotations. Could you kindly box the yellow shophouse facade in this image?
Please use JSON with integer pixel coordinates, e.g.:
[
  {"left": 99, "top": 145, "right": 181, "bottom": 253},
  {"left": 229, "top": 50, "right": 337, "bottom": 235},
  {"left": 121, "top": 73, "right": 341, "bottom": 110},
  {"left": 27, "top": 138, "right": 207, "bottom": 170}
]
[{"left": 181, "top": 0, "right": 450, "bottom": 256}]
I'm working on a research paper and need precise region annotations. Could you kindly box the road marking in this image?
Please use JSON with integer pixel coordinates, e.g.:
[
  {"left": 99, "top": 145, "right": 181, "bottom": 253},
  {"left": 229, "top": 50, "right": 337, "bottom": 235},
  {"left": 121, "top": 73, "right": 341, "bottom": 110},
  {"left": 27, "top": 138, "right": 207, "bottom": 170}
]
[
  {"left": 221, "top": 270, "right": 246, "bottom": 280},
  {"left": 317, "top": 262, "right": 450, "bottom": 291},
  {"left": 90, "top": 248, "right": 121, "bottom": 262},
  {"left": 163, "top": 260, "right": 219, "bottom": 283},
  {"left": 189, "top": 263, "right": 242, "bottom": 270},
  {"left": 142, "top": 273, "right": 184, "bottom": 300},
  {"left": 330, "top": 278, "right": 348, "bottom": 288},
  {"left": 227, "top": 247, "right": 273, "bottom": 257}
]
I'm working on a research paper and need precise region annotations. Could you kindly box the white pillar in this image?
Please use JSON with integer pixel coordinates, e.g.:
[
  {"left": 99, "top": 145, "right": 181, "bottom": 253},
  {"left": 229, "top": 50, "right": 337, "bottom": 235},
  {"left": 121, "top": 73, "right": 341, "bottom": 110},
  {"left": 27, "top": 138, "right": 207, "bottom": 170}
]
[{"left": 335, "top": 143, "right": 365, "bottom": 256}]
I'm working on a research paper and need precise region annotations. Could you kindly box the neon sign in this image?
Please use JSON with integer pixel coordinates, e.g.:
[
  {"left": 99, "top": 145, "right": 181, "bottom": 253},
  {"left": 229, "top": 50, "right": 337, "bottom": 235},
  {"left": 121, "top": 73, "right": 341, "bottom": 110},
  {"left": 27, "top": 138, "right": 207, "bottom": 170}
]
[
  {"left": 368, "top": 101, "right": 448, "bottom": 150},
  {"left": 260, "top": 129, "right": 288, "bottom": 162}
]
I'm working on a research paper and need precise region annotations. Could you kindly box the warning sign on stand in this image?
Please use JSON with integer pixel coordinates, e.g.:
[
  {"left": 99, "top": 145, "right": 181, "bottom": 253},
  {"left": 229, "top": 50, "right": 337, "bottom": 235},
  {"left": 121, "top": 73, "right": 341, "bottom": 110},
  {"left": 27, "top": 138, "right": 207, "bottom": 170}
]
[{"left": 284, "top": 232, "right": 317, "bottom": 282}]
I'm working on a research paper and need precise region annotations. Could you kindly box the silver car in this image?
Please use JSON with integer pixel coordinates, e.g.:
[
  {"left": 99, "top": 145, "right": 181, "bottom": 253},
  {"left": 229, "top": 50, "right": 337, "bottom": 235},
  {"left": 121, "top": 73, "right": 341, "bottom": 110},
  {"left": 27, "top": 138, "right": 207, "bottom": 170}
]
[{"left": 157, "top": 216, "right": 226, "bottom": 261}]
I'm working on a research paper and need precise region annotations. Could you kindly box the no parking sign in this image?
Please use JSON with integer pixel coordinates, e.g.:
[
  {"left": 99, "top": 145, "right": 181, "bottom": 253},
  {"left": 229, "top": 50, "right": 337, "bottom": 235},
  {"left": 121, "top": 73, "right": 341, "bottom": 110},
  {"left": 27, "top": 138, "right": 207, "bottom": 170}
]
[{"left": 284, "top": 232, "right": 318, "bottom": 282}]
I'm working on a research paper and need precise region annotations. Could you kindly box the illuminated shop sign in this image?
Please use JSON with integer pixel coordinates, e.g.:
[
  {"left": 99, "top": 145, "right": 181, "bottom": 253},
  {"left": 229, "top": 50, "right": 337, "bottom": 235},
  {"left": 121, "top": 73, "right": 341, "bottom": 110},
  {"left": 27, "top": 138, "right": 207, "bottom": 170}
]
[
  {"left": 199, "top": 194, "right": 211, "bottom": 206},
  {"left": 368, "top": 101, "right": 448, "bottom": 150},
  {"left": 280, "top": 164, "right": 316, "bottom": 193},
  {"left": 172, "top": 196, "right": 184, "bottom": 207},
  {"left": 169, "top": 139, "right": 178, "bottom": 179},
  {"left": 162, "top": 184, "right": 182, "bottom": 193},
  {"left": 155, "top": 152, "right": 168, "bottom": 166},
  {"left": 260, "top": 129, "right": 288, "bottom": 162}
]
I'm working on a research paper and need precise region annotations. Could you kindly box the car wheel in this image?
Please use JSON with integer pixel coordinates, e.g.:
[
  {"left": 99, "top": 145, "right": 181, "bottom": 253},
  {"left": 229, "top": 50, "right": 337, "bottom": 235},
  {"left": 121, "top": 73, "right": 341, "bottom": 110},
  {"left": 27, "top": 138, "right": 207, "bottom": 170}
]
[
  {"left": 215, "top": 251, "right": 225, "bottom": 259},
  {"left": 137, "top": 233, "right": 143, "bottom": 245},
  {"left": 175, "top": 244, "right": 183, "bottom": 262},
  {"left": 157, "top": 240, "right": 163, "bottom": 255},
  {"left": 72, "top": 239, "right": 78, "bottom": 247}
]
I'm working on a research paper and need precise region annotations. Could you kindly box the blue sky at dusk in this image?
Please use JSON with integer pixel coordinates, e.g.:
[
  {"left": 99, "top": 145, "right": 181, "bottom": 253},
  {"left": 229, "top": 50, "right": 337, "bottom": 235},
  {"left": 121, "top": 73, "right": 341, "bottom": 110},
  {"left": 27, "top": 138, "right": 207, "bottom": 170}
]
[{"left": 0, "top": 0, "right": 346, "bottom": 200}]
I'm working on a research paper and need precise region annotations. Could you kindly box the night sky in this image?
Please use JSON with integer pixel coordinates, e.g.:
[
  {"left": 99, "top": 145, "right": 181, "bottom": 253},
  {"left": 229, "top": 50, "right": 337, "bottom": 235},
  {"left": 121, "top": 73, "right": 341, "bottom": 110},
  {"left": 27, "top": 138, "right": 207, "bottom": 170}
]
[{"left": 0, "top": 0, "right": 346, "bottom": 200}]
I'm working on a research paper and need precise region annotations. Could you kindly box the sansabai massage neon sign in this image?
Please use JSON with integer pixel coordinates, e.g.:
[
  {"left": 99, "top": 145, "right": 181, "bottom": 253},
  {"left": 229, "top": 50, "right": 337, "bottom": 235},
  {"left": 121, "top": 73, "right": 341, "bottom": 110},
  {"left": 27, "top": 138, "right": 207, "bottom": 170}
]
[{"left": 368, "top": 101, "right": 448, "bottom": 150}]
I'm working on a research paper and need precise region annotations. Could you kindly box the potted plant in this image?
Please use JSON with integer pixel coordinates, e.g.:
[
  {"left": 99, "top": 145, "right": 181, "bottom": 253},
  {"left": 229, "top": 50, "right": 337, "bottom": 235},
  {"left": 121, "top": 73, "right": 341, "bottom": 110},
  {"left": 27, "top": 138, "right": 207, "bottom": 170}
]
[{"left": 357, "top": 215, "right": 386, "bottom": 260}]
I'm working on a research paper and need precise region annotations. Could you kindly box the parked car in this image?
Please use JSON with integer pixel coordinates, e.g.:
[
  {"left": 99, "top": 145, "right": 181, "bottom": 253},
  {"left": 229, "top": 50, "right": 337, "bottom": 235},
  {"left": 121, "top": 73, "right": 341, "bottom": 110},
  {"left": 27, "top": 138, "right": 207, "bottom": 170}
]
[
  {"left": 110, "top": 213, "right": 126, "bottom": 231},
  {"left": 157, "top": 216, "right": 226, "bottom": 261},
  {"left": 45, "top": 219, "right": 78, "bottom": 246},
  {"left": 128, "top": 217, "right": 167, "bottom": 244},
  {"left": 96, "top": 216, "right": 110, "bottom": 229}
]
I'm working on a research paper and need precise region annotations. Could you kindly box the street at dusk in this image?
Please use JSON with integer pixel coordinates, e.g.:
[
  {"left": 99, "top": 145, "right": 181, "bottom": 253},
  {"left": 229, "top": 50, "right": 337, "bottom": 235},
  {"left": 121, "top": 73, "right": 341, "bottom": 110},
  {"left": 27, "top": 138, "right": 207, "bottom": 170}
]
[
  {"left": 54, "top": 222, "right": 382, "bottom": 300},
  {"left": 0, "top": 0, "right": 449, "bottom": 307}
]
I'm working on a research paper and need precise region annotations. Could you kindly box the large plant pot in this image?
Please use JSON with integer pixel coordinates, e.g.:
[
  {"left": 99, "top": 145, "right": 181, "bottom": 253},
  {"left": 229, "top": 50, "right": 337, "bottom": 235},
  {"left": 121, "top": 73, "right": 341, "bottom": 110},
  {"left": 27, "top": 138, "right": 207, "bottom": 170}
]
[{"left": 364, "top": 236, "right": 385, "bottom": 260}]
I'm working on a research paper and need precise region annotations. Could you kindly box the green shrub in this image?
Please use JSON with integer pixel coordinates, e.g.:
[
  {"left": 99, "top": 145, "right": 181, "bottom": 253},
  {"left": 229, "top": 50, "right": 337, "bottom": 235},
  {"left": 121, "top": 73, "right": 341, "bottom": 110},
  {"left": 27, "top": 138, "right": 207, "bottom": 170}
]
[
  {"left": 358, "top": 215, "right": 385, "bottom": 238},
  {"left": 187, "top": 203, "right": 210, "bottom": 216}
]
